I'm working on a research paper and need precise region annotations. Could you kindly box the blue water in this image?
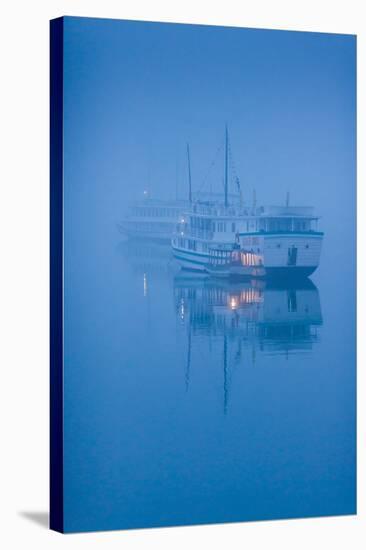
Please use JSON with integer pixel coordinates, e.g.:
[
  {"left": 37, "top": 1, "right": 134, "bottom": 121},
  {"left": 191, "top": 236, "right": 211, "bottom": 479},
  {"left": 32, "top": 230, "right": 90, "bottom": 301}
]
[{"left": 63, "top": 234, "right": 356, "bottom": 532}]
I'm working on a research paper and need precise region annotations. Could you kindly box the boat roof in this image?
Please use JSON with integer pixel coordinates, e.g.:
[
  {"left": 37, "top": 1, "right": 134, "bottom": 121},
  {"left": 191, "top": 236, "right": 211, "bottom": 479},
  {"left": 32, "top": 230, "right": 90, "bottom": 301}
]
[
  {"left": 133, "top": 198, "right": 190, "bottom": 208},
  {"left": 181, "top": 203, "right": 318, "bottom": 219}
]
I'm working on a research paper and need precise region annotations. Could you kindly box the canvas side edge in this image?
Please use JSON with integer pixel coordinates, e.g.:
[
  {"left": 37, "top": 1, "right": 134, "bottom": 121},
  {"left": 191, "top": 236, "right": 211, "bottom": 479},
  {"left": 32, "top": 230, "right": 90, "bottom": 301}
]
[{"left": 50, "top": 16, "right": 64, "bottom": 534}]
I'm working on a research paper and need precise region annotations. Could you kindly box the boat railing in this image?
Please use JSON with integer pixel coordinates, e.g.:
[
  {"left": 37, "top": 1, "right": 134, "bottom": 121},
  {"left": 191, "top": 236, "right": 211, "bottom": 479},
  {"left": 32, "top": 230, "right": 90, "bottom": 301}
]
[
  {"left": 191, "top": 202, "right": 252, "bottom": 217},
  {"left": 180, "top": 227, "right": 214, "bottom": 240}
]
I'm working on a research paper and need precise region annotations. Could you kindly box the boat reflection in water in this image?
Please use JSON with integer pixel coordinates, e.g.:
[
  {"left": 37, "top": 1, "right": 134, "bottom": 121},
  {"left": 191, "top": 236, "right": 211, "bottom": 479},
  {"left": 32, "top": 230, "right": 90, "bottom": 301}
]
[
  {"left": 174, "top": 275, "right": 322, "bottom": 355},
  {"left": 118, "top": 240, "right": 323, "bottom": 414},
  {"left": 117, "top": 238, "right": 173, "bottom": 276},
  {"left": 174, "top": 274, "right": 323, "bottom": 413}
]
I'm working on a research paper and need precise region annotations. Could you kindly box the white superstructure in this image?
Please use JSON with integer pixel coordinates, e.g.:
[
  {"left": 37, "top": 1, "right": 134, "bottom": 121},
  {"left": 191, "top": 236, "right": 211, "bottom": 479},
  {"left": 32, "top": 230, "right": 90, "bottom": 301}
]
[{"left": 119, "top": 197, "right": 189, "bottom": 242}]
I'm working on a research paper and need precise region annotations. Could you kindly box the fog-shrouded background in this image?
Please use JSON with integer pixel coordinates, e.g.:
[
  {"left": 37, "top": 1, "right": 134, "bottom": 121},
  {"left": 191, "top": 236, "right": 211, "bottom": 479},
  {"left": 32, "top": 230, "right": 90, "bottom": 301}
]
[{"left": 63, "top": 17, "right": 356, "bottom": 282}]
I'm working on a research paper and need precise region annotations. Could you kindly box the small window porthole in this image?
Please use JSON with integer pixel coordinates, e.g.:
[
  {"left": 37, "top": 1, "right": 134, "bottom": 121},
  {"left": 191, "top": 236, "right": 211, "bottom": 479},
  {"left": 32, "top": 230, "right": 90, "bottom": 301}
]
[
  {"left": 305, "top": 244, "right": 309, "bottom": 249},
  {"left": 277, "top": 243, "right": 281, "bottom": 249}
]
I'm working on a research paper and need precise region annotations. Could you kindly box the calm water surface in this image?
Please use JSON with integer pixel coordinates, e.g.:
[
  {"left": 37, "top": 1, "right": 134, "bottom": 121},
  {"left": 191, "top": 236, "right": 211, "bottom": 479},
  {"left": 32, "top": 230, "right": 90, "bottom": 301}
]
[{"left": 63, "top": 235, "right": 356, "bottom": 532}]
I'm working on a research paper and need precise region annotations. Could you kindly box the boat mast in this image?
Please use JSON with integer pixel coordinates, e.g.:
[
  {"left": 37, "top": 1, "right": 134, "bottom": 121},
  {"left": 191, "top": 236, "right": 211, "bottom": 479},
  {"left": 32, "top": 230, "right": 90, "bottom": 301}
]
[
  {"left": 186, "top": 143, "right": 192, "bottom": 204},
  {"left": 224, "top": 125, "right": 229, "bottom": 208}
]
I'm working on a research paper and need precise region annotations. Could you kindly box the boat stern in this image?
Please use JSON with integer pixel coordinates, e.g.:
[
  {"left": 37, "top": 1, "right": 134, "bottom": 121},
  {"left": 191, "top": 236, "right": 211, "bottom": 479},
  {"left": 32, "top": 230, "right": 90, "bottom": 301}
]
[{"left": 238, "top": 231, "right": 324, "bottom": 278}]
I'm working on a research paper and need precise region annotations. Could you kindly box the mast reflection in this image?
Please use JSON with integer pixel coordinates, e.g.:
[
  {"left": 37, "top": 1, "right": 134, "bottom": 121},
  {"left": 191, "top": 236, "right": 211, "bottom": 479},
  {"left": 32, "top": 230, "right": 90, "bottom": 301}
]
[{"left": 117, "top": 239, "right": 172, "bottom": 276}]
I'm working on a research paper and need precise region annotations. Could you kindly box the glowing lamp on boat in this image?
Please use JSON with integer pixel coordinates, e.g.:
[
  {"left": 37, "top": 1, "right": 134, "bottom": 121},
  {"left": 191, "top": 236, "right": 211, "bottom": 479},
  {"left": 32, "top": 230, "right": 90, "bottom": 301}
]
[{"left": 229, "top": 296, "right": 239, "bottom": 311}]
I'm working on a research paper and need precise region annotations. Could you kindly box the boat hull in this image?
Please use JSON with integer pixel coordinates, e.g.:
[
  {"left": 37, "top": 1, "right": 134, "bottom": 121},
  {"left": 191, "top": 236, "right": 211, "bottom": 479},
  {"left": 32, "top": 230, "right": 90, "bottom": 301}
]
[
  {"left": 173, "top": 231, "right": 323, "bottom": 279},
  {"left": 177, "top": 260, "right": 317, "bottom": 279},
  {"left": 172, "top": 249, "right": 208, "bottom": 272},
  {"left": 118, "top": 223, "right": 172, "bottom": 243},
  {"left": 206, "top": 265, "right": 266, "bottom": 279},
  {"left": 265, "top": 266, "right": 318, "bottom": 278}
]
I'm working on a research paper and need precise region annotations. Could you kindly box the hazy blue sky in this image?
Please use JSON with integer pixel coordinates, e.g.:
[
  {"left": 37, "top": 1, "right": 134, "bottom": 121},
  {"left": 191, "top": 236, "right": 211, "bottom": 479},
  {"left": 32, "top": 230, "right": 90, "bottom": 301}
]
[{"left": 63, "top": 17, "right": 356, "bottom": 278}]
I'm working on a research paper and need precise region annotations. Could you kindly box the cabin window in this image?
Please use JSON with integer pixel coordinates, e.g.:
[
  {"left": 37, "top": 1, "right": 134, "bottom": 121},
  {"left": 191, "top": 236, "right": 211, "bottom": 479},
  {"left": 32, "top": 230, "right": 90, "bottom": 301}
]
[
  {"left": 231, "top": 222, "right": 236, "bottom": 232},
  {"left": 287, "top": 291, "right": 297, "bottom": 312},
  {"left": 188, "top": 239, "right": 196, "bottom": 251},
  {"left": 287, "top": 246, "right": 298, "bottom": 266}
]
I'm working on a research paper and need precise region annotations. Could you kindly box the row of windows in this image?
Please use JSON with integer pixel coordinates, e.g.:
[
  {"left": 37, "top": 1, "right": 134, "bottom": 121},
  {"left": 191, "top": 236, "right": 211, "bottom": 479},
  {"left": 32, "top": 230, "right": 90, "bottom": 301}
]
[
  {"left": 259, "top": 219, "right": 311, "bottom": 232},
  {"left": 176, "top": 238, "right": 197, "bottom": 250},
  {"left": 133, "top": 207, "right": 179, "bottom": 218},
  {"left": 241, "top": 253, "right": 263, "bottom": 266},
  {"left": 190, "top": 216, "right": 212, "bottom": 231},
  {"left": 188, "top": 219, "right": 237, "bottom": 233},
  {"left": 174, "top": 237, "right": 312, "bottom": 253},
  {"left": 190, "top": 218, "right": 312, "bottom": 234},
  {"left": 214, "top": 222, "right": 238, "bottom": 233},
  {"left": 127, "top": 221, "right": 172, "bottom": 231},
  {"left": 175, "top": 238, "right": 209, "bottom": 253},
  {"left": 210, "top": 249, "right": 233, "bottom": 258}
]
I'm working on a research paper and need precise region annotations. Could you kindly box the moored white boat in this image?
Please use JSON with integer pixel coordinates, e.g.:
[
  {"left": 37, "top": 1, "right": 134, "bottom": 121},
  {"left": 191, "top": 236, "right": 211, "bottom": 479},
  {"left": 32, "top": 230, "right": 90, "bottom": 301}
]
[
  {"left": 172, "top": 127, "right": 323, "bottom": 279},
  {"left": 119, "top": 196, "right": 189, "bottom": 243}
]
